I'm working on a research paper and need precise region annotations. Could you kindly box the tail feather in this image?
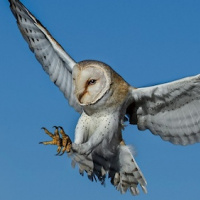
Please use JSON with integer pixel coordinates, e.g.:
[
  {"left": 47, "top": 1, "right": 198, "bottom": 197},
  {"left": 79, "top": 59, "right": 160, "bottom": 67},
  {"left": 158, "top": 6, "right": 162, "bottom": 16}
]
[
  {"left": 116, "top": 145, "right": 147, "bottom": 195},
  {"left": 67, "top": 145, "right": 147, "bottom": 195}
]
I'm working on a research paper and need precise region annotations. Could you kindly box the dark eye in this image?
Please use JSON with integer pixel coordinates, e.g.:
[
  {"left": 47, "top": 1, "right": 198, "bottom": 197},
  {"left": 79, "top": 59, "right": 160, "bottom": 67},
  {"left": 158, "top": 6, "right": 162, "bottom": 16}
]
[{"left": 88, "top": 79, "right": 97, "bottom": 85}]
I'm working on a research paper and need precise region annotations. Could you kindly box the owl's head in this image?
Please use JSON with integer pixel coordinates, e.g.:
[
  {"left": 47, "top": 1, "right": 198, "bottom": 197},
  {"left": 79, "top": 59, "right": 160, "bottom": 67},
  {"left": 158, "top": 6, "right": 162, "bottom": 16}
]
[{"left": 72, "top": 60, "right": 112, "bottom": 106}]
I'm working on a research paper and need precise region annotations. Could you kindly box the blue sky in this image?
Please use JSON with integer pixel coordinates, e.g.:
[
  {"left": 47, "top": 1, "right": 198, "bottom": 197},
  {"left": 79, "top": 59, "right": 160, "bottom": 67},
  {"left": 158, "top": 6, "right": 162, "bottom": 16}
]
[{"left": 1, "top": 0, "right": 200, "bottom": 199}]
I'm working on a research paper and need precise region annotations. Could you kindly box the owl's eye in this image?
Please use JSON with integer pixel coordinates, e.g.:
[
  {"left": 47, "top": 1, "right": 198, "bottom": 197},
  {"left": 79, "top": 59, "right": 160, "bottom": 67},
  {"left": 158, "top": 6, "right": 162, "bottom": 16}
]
[{"left": 88, "top": 79, "right": 97, "bottom": 85}]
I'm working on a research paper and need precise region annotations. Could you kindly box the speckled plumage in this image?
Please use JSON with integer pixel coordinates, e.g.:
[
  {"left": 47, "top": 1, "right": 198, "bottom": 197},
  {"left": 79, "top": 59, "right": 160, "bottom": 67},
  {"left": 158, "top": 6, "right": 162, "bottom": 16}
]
[{"left": 9, "top": 0, "right": 200, "bottom": 196}]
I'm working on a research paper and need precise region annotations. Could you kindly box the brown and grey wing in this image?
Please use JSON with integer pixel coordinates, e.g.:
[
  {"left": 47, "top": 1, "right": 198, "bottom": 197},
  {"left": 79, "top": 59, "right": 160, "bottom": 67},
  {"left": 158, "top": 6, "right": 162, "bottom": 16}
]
[
  {"left": 129, "top": 74, "right": 200, "bottom": 145},
  {"left": 9, "top": 0, "right": 82, "bottom": 112}
]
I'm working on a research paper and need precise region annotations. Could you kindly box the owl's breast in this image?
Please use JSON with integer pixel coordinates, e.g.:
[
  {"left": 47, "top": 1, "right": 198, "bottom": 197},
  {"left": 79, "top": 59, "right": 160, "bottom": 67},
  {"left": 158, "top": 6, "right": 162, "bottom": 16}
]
[{"left": 74, "top": 110, "right": 124, "bottom": 158}]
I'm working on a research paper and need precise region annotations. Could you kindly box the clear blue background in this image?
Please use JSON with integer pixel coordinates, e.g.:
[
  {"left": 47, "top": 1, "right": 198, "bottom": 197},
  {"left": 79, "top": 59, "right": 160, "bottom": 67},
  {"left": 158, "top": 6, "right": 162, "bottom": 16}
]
[{"left": 1, "top": 0, "right": 200, "bottom": 199}]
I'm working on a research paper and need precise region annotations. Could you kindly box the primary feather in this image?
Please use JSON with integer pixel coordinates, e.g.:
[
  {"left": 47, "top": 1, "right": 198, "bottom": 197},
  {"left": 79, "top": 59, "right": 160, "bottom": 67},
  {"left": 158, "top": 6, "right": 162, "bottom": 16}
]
[{"left": 9, "top": 0, "right": 81, "bottom": 112}]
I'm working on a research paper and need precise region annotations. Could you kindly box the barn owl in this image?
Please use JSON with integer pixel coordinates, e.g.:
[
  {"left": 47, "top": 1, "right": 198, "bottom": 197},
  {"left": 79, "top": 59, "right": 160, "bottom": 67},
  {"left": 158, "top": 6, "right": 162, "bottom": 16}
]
[{"left": 9, "top": 0, "right": 200, "bottom": 196}]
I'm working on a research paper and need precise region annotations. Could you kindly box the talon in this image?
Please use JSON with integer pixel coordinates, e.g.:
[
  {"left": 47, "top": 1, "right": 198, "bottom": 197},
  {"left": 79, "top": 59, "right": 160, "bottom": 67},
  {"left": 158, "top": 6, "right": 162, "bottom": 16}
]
[
  {"left": 59, "top": 143, "right": 68, "bottom": 155},
  {"left": 60, "top": 147, "right": 67, "bottom": 155},
  {"left": 59, "top": 126, "right": 72, "bottom": 153},
  {"left": 40, "top": 126, "right": 72, "bottom": 155},
  {"left": 40, "top": 127, "right": 62, "bottom": 153},
  {"left": 55, "top": 146, "right": 62, "bottom": 156}
]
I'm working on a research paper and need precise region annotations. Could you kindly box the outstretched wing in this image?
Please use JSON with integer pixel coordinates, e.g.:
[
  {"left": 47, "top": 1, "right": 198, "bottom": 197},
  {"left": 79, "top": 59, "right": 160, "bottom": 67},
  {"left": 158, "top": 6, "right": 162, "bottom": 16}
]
[
  {"left": 9, "top": 0, "right": 82, "bottom": 113},
  {"left": 128, "top": 74, "right": 200, "bottom": 145}
]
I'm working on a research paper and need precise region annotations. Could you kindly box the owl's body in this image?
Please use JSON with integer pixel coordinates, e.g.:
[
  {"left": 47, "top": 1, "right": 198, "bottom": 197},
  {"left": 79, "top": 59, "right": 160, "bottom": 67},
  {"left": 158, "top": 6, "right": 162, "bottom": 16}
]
[
  {"left": 73, "top": 61, "right": 130, "bottom": 153},
  {"left": 75, "top": 110, "right": 121, "bottom": 156},
  {"left": 71, "top": 61, "right": 147, "bottom": 194},
  {"left": 73, "top": 106, "right": 147, "bottom": 194},
  {"left": 9, "top": 0, "right": 200, "bottom": 196}
]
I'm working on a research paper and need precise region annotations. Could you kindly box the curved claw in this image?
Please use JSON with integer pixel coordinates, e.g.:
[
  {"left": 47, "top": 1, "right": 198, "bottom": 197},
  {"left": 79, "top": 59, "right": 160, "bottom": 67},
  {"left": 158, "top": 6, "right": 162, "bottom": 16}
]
[
  {"left": 53, "top": 126, "right": 58, "bottom": 129},
  {"left": 41, "top": 127, "right": 46, "bottom": 130},
  {"left": 59, "top": 152, "right": 65, "bottom": 156},
  {"left": 55, "top": 145, "right": 62, "bottom": 156}
]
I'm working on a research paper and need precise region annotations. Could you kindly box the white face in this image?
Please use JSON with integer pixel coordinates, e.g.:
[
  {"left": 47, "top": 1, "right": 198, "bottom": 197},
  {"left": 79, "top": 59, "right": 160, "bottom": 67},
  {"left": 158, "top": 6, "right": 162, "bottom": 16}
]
[{"left": 72, "top": 62, "right": 111, "bottom": 105}]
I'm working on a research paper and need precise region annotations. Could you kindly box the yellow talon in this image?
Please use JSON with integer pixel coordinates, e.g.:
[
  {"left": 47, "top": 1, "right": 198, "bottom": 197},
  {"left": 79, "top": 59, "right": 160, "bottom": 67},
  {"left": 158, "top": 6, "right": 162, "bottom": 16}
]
[
  {"left": 59, "top": 126, "right": 72, "bottom": 153},
  {"left": 40, "top": 126, "right": 72, "bottom": 155}
]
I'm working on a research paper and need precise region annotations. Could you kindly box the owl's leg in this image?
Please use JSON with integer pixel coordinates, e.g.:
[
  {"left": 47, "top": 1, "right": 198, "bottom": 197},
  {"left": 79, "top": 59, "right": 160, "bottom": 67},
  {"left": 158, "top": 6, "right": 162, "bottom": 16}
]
[
  {"left": 40, "top": 126, "right": 72, "bottom": 155},
  {"left": 72, "top": 129, "right": 105, "bottom": 155}
]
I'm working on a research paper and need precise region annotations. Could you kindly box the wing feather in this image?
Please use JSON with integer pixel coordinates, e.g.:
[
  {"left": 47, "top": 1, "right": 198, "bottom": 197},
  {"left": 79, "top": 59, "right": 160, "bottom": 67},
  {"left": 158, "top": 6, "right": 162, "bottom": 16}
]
[
  {"left": 129, "top": 75, "right": 200, "bottom": 145},
  {"left": 9, "top": 0, "right": 82, "bottom": 113}
]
